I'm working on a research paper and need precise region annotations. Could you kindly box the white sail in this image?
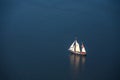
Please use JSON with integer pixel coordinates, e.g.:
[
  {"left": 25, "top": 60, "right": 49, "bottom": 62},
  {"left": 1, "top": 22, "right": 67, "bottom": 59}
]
[
  {"left": 81, "top": 44, "right": 86, "bottom": 52},
  {"left": 82, "top": 47, "right": 86, "bottom": 52},
  {"left": 68, "top": 41, "right": 75, "bottom": 52},
  {"left": 75, "top": 40, "right": 80, "bottom": 52}
]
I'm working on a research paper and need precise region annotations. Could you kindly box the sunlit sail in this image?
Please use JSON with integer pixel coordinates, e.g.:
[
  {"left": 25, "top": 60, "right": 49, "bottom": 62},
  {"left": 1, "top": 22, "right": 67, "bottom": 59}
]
[
  {"left": 75, "top": 40, "right": 80, "bottom": 52},
  {"left": 69, "top": 41, "right": 75, "bottom": 52},
  {"left": 68, "top": 40, "right": 80, "bottom": 54},
  {"left": 80, "top": 43, "right": 86, "bottom": 56}
]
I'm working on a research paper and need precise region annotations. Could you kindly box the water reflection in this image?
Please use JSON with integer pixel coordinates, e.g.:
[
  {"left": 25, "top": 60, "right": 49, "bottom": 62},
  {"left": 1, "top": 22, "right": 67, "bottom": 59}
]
[{"left": 69, "top": 54, "right": 86, "bottom": 80}]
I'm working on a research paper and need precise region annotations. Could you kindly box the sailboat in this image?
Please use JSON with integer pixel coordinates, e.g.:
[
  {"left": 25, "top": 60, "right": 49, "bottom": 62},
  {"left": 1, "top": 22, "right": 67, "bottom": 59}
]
[{"left": 68, "top": 40, "right": 86, "bottom": 56}]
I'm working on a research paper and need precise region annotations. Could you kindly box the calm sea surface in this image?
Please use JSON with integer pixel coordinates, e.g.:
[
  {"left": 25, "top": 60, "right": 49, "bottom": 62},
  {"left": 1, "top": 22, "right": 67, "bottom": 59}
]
[{"left": 1, "top": 0, "right": 120, "bottom": 80}]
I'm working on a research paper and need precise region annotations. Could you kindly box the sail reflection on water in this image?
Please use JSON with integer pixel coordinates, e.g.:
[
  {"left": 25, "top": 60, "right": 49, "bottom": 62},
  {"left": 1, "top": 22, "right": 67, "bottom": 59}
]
[
  {"left": 69, "top": 54, "right": 86, "bottom": 79},
  {"left": 70, "top": 54, "right": 80, "bottom": 70},
  {"left": 82, "top": 56, "right": 86, "bottom": 65}
]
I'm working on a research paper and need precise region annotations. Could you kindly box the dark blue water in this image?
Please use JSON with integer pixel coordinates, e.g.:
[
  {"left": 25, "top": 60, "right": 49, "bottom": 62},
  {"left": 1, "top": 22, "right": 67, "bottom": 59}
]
[{"left": 1, "top": 0, "right": 120, "bottom": 80}]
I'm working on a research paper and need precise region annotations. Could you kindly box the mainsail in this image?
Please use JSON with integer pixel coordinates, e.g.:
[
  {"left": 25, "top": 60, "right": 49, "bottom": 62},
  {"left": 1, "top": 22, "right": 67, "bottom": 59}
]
[
  {"left": 69, "top": 40, "right": 80, "bottom": 53},
  {"left": 75, "top": 40, "right": 80, "bottom": 52}
]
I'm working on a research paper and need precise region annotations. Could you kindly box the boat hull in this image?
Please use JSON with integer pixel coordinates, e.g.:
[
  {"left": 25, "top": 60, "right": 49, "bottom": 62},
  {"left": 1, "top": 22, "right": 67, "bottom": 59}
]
[
  {"left": 68, "top": 50, "right": 87, "bottom": 56},
  {"left": 69, "top": 50, "right": 80, "bottom": 55},
  {"left": 80, "top": 52, "right": 87, "bottom": 56}
]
